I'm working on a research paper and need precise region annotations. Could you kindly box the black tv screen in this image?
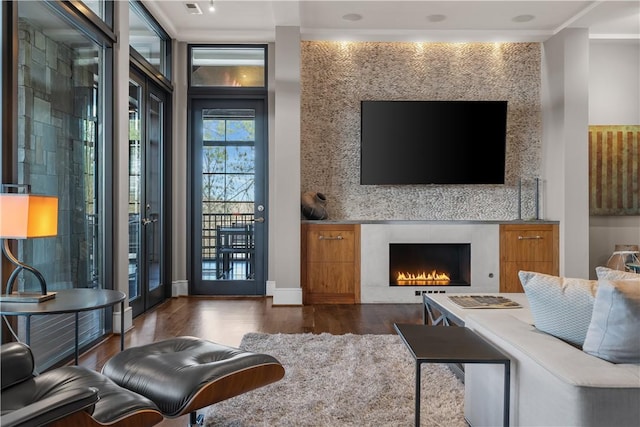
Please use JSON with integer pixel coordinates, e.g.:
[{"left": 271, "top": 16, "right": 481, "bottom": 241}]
[{"left": 360, "top": 100, "right": 507, "bottom": 185}]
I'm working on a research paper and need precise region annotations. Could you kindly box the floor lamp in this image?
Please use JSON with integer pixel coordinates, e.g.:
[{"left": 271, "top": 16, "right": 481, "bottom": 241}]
[{"left": 0, "top": 185, "right": 58, "bottom": 303}]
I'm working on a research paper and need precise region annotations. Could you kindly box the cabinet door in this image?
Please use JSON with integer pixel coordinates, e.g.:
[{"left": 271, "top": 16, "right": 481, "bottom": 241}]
[
  {"left": 502, "top": 261, "right": 555, "bottom": 293},
  {"left": 499, "top": 224, "right": 559, "bottom": 293},
  {"left": 306, "top": 229, "right": 355, "bottom": 263},
  {"left": 306, "top": 263, "right": 356, "bottom": 304},
  {"left": 301, "top": 224, "right": 360, "bottom": 304},
  {"left": 500, "top": 227, "right": 555, "bottom": 262}
]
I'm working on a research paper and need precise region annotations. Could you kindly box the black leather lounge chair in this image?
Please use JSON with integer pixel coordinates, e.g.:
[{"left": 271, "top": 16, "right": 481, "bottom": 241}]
[
  {"left": 0, "top": 341, "right": 163, "bottom": 427},
  {"left": 1, "top": 336, "right": 285, "bottom": 427}
]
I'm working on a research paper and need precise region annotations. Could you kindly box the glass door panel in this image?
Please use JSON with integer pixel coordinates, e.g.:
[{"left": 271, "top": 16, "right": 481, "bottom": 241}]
[
  {"left": 192, "top": 99, "right": 266, "bottom": 295},
  {"left": 145, "top": 93, "right": 162, "bottom": 295},
  {"left": 128, "top": 70, "right": 166, "bottom": 317},
  {"left": 128, "top": 80, "right": 142, "bottom": 303}
]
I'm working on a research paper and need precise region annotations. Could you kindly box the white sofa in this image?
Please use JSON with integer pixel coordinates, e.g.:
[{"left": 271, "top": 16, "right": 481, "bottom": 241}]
[{"left": 463, "top": 312, "right": 640, "bottom": 427}]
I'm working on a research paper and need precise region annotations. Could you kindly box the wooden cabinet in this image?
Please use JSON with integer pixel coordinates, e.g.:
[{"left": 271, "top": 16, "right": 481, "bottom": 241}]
[
  {"left": 301, "top": 223, "right": 360, "bottom": 304},
  {"left": 499, "top": 223, "right": 559, "bottom": 293}
]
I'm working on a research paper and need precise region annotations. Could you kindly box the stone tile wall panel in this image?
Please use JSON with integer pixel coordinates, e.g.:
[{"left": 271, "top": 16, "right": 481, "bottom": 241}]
[{"left": 301, "top": 41, "right": 542, "bottom": 221}]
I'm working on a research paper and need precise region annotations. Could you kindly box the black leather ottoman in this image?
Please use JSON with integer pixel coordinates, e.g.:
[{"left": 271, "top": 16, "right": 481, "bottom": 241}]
[{"left": 101, "top": 336, "right": 284, "bottom": 426}]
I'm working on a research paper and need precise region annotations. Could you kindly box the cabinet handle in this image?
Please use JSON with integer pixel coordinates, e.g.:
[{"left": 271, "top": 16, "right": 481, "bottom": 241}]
[
  {"left": 318, "top": 235, "right": 343, "bottom": 240},
  {"left": 518, "top": 235, "right": 542, "bottom": 240}
]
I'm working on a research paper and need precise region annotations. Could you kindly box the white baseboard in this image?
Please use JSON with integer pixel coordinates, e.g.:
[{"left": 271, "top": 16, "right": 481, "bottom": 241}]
[
  {"left": 172, "top": 280, "right": 189, "bottom": 296},
  {"left": 272, "top": 286, "right": 303, "bottom": 305},
  {"left": 266, "top": 280, "right": 276, "bottom": 296},
  {"left": 113, "top": 306, "right": 133, "bottom": 334}
]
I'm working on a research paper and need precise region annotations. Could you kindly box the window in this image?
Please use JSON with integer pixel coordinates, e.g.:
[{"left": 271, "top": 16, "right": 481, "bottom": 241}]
[
  {"left": 191, "top": 46, "right": 266, "bottom": 87},
  {"left": 202, "top": 110, "right": 256, "bottom": 213},
  {"left": 78, "top": 0, "right": 112, "bottom": 28},
  {"left": 10, "top": 0, "right": 113, "bottom": 370},
  {"left": 129, "top": 0, "right": 171, "bottom": 81}
]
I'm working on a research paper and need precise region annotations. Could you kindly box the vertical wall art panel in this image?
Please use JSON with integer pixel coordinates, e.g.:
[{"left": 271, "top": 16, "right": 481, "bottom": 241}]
[{"left": 589, "top": 125, "right": 640, "bottom": 215}]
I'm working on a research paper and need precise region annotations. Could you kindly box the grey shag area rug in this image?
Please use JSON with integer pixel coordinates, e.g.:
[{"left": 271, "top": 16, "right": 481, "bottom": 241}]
[{"left": 205, "top": 332, "right": 465, "bottom": 426}]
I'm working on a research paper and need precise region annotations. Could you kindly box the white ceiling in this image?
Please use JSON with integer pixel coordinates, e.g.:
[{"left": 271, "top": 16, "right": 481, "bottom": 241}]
[{"left": 142, "top": 0, "right": 640, "bottom": 43}]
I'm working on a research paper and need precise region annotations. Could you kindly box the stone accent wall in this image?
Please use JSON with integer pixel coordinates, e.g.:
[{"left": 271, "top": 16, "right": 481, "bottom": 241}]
[{"left": 301, "top": 42, "right": 541, "bottom": 220}]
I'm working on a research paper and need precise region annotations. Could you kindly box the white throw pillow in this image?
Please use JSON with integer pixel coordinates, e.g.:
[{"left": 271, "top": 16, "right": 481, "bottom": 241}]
[
  {"left": 583, "top": 279, "right": 640, "bottom": 363},
  {"left": 595, "top": 266, "right": 640, "bottom": 280},
  {"left": 519, "top": 271, "right": 598, "bottom": 347}
]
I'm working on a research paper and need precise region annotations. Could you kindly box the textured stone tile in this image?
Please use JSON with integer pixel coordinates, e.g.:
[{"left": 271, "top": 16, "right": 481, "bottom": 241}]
[{"left": 301, "top": 41, "right": 542, "bottom": 221}]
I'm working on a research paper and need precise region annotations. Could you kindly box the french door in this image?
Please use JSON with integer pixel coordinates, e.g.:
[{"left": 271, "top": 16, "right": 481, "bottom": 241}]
[
  {"left": 191, "top": 98, "right": 267, "bottom": 295},
  {"left": 128, "top": 69, "right": 167, "bottom": 316}
]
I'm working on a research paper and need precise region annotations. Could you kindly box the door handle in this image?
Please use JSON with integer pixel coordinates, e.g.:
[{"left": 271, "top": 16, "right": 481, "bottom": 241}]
[
  {"left": 319, "top": 235, "right": 343, "bottom": 240},
  {"left": 253, "top": 217, "right": 265, "bottom": 223},
  {"left": 142, "top": 218, "right": 158, "bottom": 226}
]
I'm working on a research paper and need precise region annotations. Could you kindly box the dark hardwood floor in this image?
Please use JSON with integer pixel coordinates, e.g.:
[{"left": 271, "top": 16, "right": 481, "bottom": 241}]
[{"left": 79, "top": 297, "right": 423, "bottom": 427}]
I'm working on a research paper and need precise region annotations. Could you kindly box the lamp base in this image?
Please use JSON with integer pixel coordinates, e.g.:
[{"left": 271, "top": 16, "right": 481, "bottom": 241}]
[{"left": 0, "top": 292, "right": 56, "bottom": 303}]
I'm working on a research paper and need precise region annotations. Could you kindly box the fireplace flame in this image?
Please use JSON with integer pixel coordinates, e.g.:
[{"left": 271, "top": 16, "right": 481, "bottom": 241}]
[{"left": 396, "top": 270, "right": 451, "bottom": 285}]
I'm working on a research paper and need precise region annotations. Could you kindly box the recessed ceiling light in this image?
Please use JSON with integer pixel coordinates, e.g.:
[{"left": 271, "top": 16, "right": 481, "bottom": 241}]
[
  {"left": 512, "top": 14, "right": 535, "bottom": 23},
  {"left": 342, "top": 13, "right": 363, "bottom": 22},
  {"left": 426, "top": 14, "right": 447, "bottom": 23}
]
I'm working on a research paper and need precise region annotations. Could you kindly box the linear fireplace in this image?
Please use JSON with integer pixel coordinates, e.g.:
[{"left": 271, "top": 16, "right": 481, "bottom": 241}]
[
  {"left": 389, "top": 243, "right": 471, "bottom": 286},
  {"left": 360, "top": 223, "right": 499, "bottom": 303}
]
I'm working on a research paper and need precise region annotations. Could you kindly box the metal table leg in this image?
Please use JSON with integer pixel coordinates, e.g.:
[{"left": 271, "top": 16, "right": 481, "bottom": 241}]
[
  {"left": 25, "top": 315, "right": 31, "bottom": 345},
  {"left": 415, "top": 361, "right": 421, "bottom": 427},
  {"left": 75, "top": 312, "right": 79, "bottom": 364},
  {"left": 503, "top": 361, "right": 511, "bottom": 426},
  {"left": 423, "top": 298, "right": 449, "bottom": 326},
  {"left": 120, "top": 300, "right": 125, "bottom": 351}
]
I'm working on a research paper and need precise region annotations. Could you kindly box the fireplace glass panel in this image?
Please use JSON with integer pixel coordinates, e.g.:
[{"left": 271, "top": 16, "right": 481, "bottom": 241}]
[{"left": 389, "top": 243, "right": 471, "bottom": 286}]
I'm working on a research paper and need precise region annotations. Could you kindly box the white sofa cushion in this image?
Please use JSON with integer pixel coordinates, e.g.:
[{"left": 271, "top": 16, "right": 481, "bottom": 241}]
[
  {"left": 583, "top": 279, "right": 640, "bottom": 363},
  {"left": 519, "top": 271, "right": 597, "bottom": 347}
]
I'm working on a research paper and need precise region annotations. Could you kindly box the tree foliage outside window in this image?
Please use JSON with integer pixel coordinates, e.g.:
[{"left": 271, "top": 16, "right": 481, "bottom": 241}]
[{"left": 202, "top": 118, "right": 255, "bottom": 214}]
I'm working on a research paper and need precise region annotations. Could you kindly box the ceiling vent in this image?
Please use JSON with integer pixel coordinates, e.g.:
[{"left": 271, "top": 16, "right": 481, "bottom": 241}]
[{"left": 185, "top": 3, "right": 203, "bottom": 15}]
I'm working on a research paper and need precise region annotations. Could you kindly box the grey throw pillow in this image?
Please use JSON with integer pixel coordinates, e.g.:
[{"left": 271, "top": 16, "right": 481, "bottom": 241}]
[
  {"left": 519, "top": 271, "right": 598, "bottom": 347},
  {"left": 583, "top": 279, "right": 640, "bottom": 363}
]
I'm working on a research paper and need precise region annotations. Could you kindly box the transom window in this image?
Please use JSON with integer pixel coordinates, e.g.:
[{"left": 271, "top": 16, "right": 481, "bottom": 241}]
[
  {"left": 191, "top": 46, "right": 266, "bottom": 87},
  {"left": 129, "top": 0, "right": 171, "bottom": 80}
]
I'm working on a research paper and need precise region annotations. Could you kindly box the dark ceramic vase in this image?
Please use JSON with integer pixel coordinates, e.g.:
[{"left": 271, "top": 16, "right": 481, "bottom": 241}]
[{"left": 301, "top": 191, "right": 328, "bottom": 220}]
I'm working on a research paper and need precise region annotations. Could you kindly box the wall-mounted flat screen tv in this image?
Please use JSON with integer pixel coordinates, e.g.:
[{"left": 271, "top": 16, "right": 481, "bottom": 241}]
[{"left": 360, "top": 100, "right": 507, "bottom": 185}]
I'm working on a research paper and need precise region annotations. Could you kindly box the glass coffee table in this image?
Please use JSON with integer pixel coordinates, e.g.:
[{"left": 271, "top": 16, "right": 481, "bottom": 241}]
[{"left": 394, "top": 323, "right": 511, "bottom": 427}]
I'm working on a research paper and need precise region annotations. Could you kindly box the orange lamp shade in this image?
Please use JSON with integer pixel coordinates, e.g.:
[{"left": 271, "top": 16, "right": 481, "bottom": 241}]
[{"left": 0, "top": 194, "right": 58, "bottom": 239}]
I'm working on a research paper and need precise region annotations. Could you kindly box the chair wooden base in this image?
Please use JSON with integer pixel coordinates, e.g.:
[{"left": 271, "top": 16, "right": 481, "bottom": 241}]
[{"left": 177, "top": 363, "right": 285, "bottom": 419}]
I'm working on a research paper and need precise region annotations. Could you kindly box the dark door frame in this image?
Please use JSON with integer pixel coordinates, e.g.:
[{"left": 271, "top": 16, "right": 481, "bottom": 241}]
[
  {"left": 128, "top": 65, "right": 172, "bottom": 317},
  {"left": 188, "top": 95, "right": 268, "bottom": 296}
]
